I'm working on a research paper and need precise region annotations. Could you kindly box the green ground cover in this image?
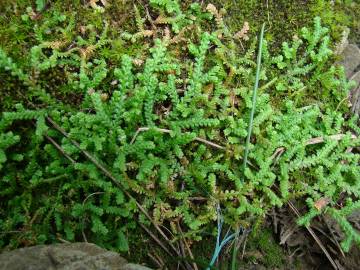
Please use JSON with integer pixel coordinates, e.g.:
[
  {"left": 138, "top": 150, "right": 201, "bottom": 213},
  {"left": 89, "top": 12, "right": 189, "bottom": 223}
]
[{"left": 0, "top": 1, "right": 359, "bottom": 268}]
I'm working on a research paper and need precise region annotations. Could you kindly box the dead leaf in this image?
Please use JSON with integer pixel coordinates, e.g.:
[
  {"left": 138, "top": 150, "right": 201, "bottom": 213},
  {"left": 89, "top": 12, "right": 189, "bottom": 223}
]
[
  {"left": 89, "top": 0, "right": 107, "bottom": 9},
  {"left": 206, "top": 3, "right": 218, "bottom": 17},
  {"left": 206, "top": 3, "right": 223, "bottom": 28},
  {"left": 163, "top": 27, "right": 171, "bottom": 42},
  {"left": 100, "top": 93, "right": 109, "bottom": 101},
  {"left": 142, "top": 30, "right": 154, "bottom": 37},
  {"left": 133, "top": 59, "right": 144, "bottom": 66},
  {"left": 234, "top": 21, "right": 250, "bottom": 41},
  {"left": 314, "top": 197, "right": 331, "bottom": 211},
  {"left": 154, "top": 15, "right": 170, "bottom": 25}
]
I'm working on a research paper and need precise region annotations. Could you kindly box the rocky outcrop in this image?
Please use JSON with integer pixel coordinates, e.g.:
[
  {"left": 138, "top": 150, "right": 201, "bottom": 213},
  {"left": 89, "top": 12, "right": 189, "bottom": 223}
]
[
  {"left": 338, "top": 43, "right": 360, "bottom": 115},
  {"left": 350, "top": 71, "right": 360, "bottom": 115},
  {"left": 339, "top": 44, "right": 360, "bottom": 78},
  {"left": 0, "top": 242, "right": 152, "bottom": 270}
]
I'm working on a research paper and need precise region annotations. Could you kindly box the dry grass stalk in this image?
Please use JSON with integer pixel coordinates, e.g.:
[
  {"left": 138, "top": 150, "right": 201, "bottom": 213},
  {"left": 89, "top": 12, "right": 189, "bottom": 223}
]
[{"left": 45, "top": 116, "right": 186, "bottom": 267}]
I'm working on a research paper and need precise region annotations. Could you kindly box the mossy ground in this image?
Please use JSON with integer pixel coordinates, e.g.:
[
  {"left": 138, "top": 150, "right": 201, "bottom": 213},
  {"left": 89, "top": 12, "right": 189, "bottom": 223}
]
[
  {"left": 0, "top": 1, "right": 359, "bottom": 269},
  {"left": 1, "top": 0, "right": 358, "bottom": 111}
]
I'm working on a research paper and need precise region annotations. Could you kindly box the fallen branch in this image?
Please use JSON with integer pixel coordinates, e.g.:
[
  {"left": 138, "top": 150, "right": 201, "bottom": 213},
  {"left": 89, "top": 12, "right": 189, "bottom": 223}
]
[
  {"left": 139, "top": 223, "right": 174, "bottom": 258},
  {"left": 45, "top": 116, "right": 186, "bottom": 267},
  {"left": 81, "top": 192, "right": 105, "bottom": 242},
  {"left": 147, "top": 252, "right": 163, "bottom": 269},
  {"left": 287, "top": 200, "right": 338, "bottom": 270},
  {"left": 177, "top": 221, "right": 199, "bottom": 270},
  {"left": 44, "top": 134, "right": 76, "bottom": 164},
  {"left": 305, "top": 133, "right": 357, "bottom": 145},
  {"left": 270, "top": 133, "right": 358, "bottom": 161},
  {"left": 130, "top": 126, "right": 225, "bottom": 150}
]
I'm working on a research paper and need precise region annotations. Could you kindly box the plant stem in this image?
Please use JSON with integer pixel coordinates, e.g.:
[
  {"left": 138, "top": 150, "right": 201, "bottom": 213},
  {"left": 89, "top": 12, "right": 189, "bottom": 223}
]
[
  {"left": 232, "top": 23, "right": 265, "bottom": 270},
  {"left": 240, "top": 23, "right": 265, "bottom": 189}
]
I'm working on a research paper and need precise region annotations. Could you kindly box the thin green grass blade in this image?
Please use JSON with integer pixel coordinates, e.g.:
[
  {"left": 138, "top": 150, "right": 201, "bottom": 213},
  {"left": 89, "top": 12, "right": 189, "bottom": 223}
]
[
  {"left": 232, "top": 23, "right": 266, "bottom": 270},
  {"left": 236, "top": 23, "right": 266, "bottom": 190}
]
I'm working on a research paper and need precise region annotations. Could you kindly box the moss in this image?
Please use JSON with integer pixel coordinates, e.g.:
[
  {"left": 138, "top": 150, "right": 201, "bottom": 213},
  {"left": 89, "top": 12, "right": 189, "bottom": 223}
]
[
  {"left": 0, "top": 0, "right": 357, "bottom": 110},
  {"left": 0, "top": 1, "right": 359, "bottom": 267},
  {"left": 249, "top": 229, "right": 285, "bottom": 268},
  {"left": 205, "top": 0, "right": 356, "bottom": 51}
]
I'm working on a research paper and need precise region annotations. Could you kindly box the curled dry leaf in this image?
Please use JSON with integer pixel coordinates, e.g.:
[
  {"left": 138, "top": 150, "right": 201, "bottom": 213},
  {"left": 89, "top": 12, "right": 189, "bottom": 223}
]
[
  {"left": 206, "top": 3, "right": 223, "bottom": 28},
  {"left": 142, "top": 30, "right": 154, "bottom": 37},
  {"left": 80, "top": 45, "right": 96, "bottom": 60},
  {"left": 79, "top": 25, "right": 87, "bottom": 35},
  {"left": 206, "top": 3, "right": 218, "bottom": 17},
  {"left": 133, "top": 59, "right": 144, "bottom": 66},
  {"left": 89, "top": 0, "right": 107, "bottom": 9},
  {"left": 154, "top": 15, "right": 171, "bottom": 25},
  {"left": 42, "top": 41, "right": 67, "bottom": 50},
  {"left": 314, "top": 197, "right": 331, "bottom": 211},
  {"left": 163, "top": 27, "right": 171, "bottom": 42},
  {"left": 100, "top": 93, "right": 109, "bottom": 101},
  {"left": 234, "top": 21, "right": 250, "bottom": 41}
]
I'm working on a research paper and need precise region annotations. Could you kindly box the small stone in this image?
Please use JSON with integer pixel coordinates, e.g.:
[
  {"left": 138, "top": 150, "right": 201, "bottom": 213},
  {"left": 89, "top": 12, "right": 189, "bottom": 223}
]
[{"left": 339, "top": 44, "right": 360, "bottom": 78}]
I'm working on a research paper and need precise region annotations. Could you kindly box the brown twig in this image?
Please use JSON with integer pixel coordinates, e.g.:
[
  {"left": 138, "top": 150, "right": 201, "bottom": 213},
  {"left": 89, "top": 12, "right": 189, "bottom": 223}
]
[
  {"left": 154, "top": 252, "right": 166, "bottom": 269},
  {"left": 147, "top": 252, "right": 163, "bottom": 269},
  {"left": 323, "top": 217, "right": 346, "bottom": 258},
  {"left": 139, "top": 223, "right": 174, "bottom": 258},
  {"left": 45, "top": 117, "right": 185, "bottom": 266},
  {"left": 44, "top": 134, "right": 76, "bottom": 164},
  {"left": 177, "top": 221, "right": 198, "bottom": 270},
  {"left": 56, "top": 237, "right": 70, "bottom": 244},
  {"left": 270, "top": 133, "right": 358, "bottom": 162},
  {"left": 241, "top": 234, "right": 248, "bottom": 259},
  {"left": 287, "top": 200, "right": 338, "bottom": 270},
  {"left": 0, "top": 230, "right": 23, "bottom": 234},
  {"left": 130, "top": 126, "right": 225, "bottom": 150},
  {"left": 305, "top": 133, "right": 357, "bottom": 145},
  {"left": 188, "top": 197, "right": 208, "bottom": 201},
  {"left": 81, "top": 192, "right": 105, "bottom": 242},
  {"left": 178, "top": 237, "right": 193, "bottom": 270}
]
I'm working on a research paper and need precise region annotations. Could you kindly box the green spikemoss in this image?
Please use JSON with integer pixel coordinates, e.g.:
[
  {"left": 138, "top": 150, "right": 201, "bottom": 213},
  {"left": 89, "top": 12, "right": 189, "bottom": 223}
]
[
  {"left": 206, "top": 0, "right": 356, "bottom": 49},
  {"left": 0, "top": 0, "right": 360, "bottom": 266}
]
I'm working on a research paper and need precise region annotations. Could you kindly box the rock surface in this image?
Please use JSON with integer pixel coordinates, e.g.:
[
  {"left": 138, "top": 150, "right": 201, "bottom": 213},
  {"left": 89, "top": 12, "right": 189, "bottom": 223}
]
[
  {"left": 339, "top": 43, "right": 360, "bottom": 115},
  {"left": 0, "top": 242, "right": 152, "bottom": 270},
  {"left": 339, "top": 44, "right": 360, "bottom": 78},
  {"left": 350, "top": 71, "right": 360, "bottom": 115}
]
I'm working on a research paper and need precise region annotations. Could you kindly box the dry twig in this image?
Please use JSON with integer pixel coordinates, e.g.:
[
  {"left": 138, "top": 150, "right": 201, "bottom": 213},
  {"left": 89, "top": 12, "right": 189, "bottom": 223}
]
[
  {"left": 177, "top": 221, "right": 198, "bottom": 270},
  {"left": 147, "top": 252, "right": 163, "bottom": 269},
  {"left": 287, "top": 200, "right": 338, "bottom": 270},
  {"left": 139, "top": 223, "right": 174, "bottom": 258},
  {"left": 270, "top": 133, "right": 358, "bottom": 161},
  {"left": 130, "top": 127, "right": 225, "bottom": 150},
  {"left": 81, "top": 192, "right": 105, "bottom": 242},
  {"left": 45, "top": 116, "right": 187, "bottom": 268}
]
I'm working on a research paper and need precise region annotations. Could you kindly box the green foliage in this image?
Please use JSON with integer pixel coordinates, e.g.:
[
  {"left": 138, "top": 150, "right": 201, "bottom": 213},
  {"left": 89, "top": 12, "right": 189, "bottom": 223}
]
[
  {"left": 0, "top": 0, "right": 359, "bottom": 261},
  {"left": 252, "top": 229, "right": 284, "bottom": 268},
  {"left": 35, "top": 0, "right": 46, "bottom": 12},
  {"left": 268, "top": 16, "right": 353, "bottom": 108}
]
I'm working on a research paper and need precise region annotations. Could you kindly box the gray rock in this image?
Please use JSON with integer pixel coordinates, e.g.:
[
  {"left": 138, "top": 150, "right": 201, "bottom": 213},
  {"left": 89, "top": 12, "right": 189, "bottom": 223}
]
[
  {"left": 0, "top": 243, "right": 152, "bottom": 270},
  {"left": 122, "top": 263, "right": 153, "bottom": 270},
  {"left": 350, "top": 71, "right": 360, "bottom": 115},
  {"left": 339, "top": 44, "right": 360, "bottom": 77}
]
